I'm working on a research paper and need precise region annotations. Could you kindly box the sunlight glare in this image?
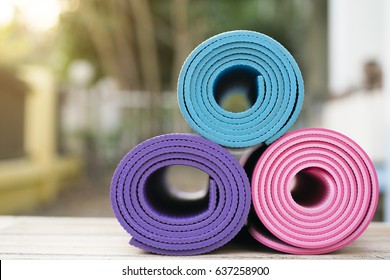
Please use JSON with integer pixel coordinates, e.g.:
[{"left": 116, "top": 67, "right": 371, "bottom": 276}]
[
  {"left": 0, "top": 2, "right": 14, "bottom": 26},
  {"left": 0, "top": 0, "right": 62, "bottom": 31}
]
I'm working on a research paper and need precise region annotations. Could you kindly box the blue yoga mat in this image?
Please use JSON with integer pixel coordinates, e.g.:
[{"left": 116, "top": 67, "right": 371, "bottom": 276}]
[{"left": 178, "top": 30, "right": 304, "bottom": 148}]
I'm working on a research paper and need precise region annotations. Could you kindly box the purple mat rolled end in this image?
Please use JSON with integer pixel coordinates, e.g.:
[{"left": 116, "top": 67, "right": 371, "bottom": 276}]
[{"left": 110, "top": 133, "right": 251, "bottom": 255}]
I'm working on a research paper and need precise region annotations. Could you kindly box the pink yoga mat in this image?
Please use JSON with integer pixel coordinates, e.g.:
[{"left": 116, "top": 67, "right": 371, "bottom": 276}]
[{"left": 242, "top": 128, "right": 379, "bottom": 254}]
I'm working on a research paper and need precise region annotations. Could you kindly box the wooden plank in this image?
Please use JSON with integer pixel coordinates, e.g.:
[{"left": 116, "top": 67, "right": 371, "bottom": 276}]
[{"left": 0, "top": 216, "right": 389, "bottom": 259}]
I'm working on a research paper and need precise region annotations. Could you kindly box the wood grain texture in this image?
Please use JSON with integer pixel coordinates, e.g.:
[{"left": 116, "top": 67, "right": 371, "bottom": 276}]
[{"left": 0, "top": 216, "right": 389, "bottom": 259}]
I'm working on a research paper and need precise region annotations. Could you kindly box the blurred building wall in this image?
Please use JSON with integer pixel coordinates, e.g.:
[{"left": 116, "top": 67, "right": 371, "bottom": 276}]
[
  {"left": 0, "top": 66, "right": 82, "bottom": 214},
  {"left": 329, "top": 0, "right": 385, "bottom": 94},
  {"left": 384, "top": 0, "right": 390, "bottom": 222},
  {"left": 0, "top": 68, "right": 26, "bottom": 159},
  {"left": 327, "top": 0, "right": 390, "bottom": 221},
  {"left": 326, "top": 0, "right": 387, "bottom": 163}
]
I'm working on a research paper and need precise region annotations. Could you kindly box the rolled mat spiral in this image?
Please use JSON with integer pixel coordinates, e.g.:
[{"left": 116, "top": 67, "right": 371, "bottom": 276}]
[
  {"left": 243, "top": 128, "right": 379, "bottom": 254},
  {"left": 110, "top": 133, "right": 251, "bottom": 255},
  {"left": 178, "top": 30, "right": 304, "bottom": 148}
]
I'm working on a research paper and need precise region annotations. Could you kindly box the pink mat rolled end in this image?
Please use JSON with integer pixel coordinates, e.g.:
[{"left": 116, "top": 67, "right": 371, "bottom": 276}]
[{"left": 245, "top": 128, "right": 379, "bottom": 254}]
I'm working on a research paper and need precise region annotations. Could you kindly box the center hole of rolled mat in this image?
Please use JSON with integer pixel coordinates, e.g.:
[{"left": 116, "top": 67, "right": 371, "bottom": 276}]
[
  {"left": 289, "top": 167, "right": 331, "bottom": 208},
  {"left": 213, "top": 65, "right": 260, "bottom": 113},
  {"left": 145, "top": 165, "right": 211, "bottom": 217}
]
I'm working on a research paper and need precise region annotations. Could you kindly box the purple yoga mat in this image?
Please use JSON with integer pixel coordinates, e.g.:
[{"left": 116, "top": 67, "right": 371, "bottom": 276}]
[{"left": 110, "top": 133, "right": 251, "bottom": 255}]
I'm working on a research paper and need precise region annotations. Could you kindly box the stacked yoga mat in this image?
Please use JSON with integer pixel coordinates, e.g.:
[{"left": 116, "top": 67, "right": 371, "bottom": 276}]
[
  {"left": 110, "top": 30, "right": 378, "bottom": 255},
  {"left": 177, "top": 30, "right": 304, "bottom": 147},
  {"left": 110, "top": 134, "right": 251, "bottom": 255},
  {"left": 242, "top": 128, "right": 378, "bottom": 254}
]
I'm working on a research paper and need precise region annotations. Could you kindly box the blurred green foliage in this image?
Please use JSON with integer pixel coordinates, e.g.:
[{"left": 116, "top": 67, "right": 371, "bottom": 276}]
[
  {"left": 0, "top": 0, "right": 325, "bottom": 137},
  {"left": 56, "top": 0, "right": 310, "bottom": 89}
]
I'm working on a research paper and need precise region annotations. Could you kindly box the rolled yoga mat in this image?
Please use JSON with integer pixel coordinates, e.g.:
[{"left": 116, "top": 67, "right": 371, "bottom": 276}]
[
  {"left": 178, "top": 30, "right": 304, "bottom": 148},
  {"left": 242, "top": 128, "right": 379, "bottom": 254},
  {"left": 110, "top": 133, "right": 251, "bottom": 255}
]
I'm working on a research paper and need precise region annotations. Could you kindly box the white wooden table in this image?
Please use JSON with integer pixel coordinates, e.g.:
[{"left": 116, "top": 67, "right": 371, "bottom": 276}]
[{"left": 0, "top": 216, "right": 389, "bottom": 259}]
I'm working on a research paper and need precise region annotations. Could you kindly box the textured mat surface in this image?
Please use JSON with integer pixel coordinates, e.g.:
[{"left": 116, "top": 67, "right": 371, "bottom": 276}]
[
  {"left": 110, "top": 133, "right": 251, "bottom": 255},
  {"left": 178, "top": 30, "right": 304, "bottom": 148},
  {"left": 243, "top": 128, "right": 379, "bottom": 254}
]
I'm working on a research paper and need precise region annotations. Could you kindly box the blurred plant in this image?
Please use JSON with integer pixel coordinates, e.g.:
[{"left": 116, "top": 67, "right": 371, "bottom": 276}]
[
  {"left": 56, "top": 0, "right": 324, "bottom": 134},
  {"left": 57, "top": 0, "right": 315, "bottom": 86},
  {"left": 0, "top": 0, "right": 327, "bottom": 172}
]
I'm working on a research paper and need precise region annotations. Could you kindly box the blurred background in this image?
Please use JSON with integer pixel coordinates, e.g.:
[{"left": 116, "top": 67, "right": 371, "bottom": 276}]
[{"left": 0, "top": 0, "right": 388, "bottom": 220}]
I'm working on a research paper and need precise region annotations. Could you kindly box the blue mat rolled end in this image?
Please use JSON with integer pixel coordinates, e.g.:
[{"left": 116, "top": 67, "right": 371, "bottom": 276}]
[{"left": 177, "top": 30, "right": 304, "bottom": 148}]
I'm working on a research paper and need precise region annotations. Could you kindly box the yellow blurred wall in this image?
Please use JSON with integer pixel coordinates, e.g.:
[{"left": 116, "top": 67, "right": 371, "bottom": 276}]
[{"left": 0, "top": 66, "right": 82, "bottom": 214}]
